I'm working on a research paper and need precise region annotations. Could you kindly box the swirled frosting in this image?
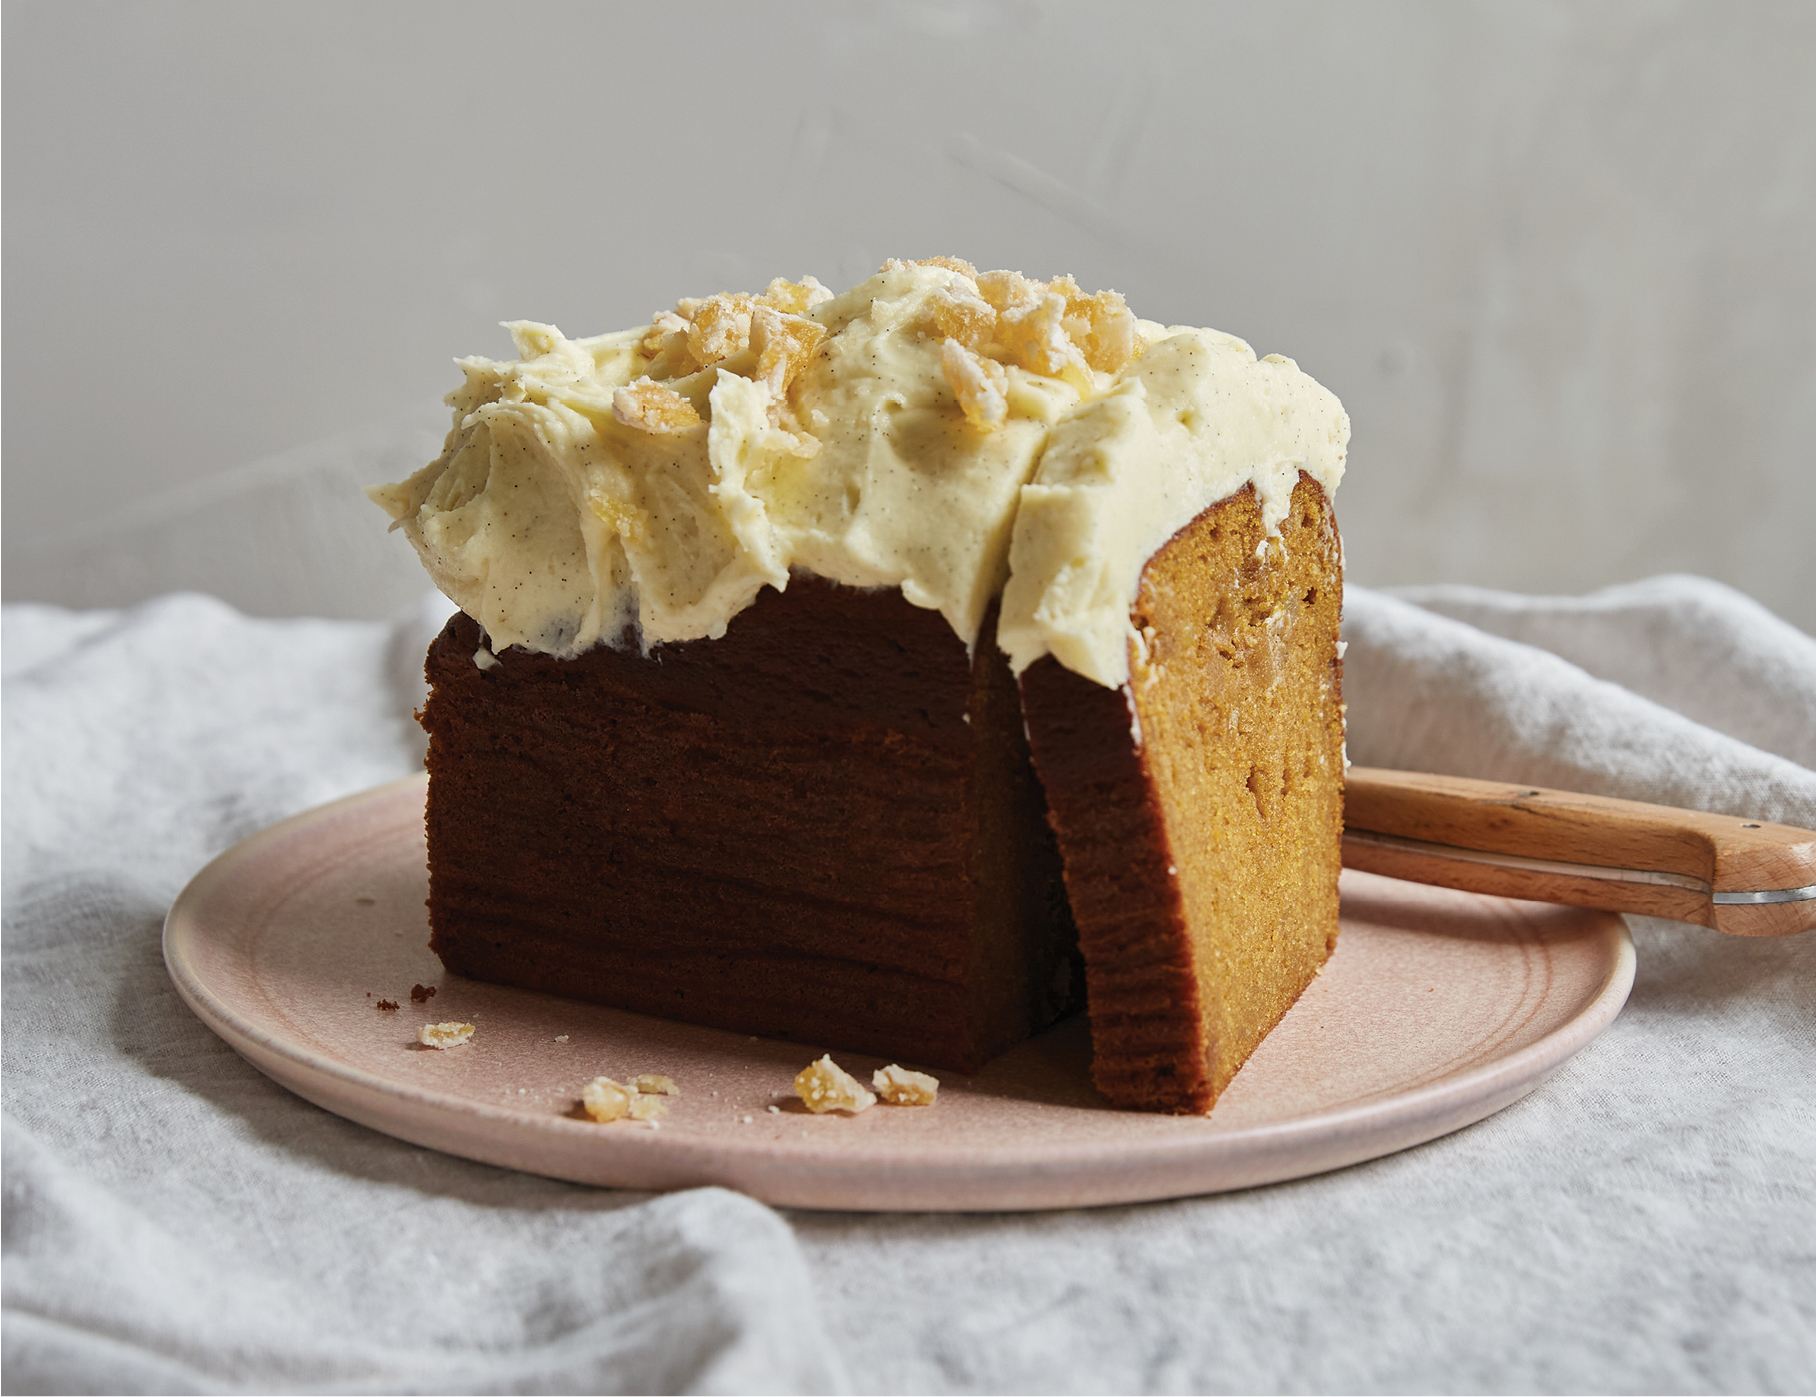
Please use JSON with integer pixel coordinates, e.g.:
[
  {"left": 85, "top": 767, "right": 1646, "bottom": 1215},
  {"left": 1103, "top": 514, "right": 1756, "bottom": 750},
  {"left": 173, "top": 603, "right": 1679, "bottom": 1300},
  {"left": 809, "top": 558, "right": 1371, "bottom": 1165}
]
[{"left": 370, "top": 259, "right": 1348, "bottom": 688}]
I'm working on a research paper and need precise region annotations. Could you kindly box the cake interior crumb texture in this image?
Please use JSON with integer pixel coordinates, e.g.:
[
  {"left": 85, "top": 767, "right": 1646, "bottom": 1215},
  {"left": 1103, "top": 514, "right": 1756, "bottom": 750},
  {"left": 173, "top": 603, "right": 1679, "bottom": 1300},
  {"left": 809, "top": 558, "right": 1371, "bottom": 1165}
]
[{"left": 1021, "top": 474, "right": 1344, "bottom": 1112}]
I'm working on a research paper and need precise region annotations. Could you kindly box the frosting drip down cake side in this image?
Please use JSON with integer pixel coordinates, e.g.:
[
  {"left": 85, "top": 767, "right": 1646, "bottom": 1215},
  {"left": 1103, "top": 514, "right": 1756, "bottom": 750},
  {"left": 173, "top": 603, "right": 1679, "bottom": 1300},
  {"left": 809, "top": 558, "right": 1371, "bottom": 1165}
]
[{"left": 374, "top": 258, "right": 1350, "bottom": 1113}]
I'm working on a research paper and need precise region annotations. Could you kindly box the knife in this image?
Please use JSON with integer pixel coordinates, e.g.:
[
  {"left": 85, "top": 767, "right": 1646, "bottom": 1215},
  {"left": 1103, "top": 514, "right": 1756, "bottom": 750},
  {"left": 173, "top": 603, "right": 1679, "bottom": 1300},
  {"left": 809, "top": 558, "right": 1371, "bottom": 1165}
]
[{"left": 1342, "top": 767, "right": 1816, "bottom": 936}]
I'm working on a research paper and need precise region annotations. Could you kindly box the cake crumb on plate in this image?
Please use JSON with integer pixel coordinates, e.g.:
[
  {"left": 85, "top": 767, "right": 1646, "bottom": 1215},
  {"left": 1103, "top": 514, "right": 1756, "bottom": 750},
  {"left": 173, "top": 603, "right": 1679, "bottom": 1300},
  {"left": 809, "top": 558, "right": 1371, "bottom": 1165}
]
[
  {"left": 418, "top": 1021, "right": 474, "bottom": 1048},
  {"left": 632, "top": 1074, "right": 679, "bottom": 1096}
]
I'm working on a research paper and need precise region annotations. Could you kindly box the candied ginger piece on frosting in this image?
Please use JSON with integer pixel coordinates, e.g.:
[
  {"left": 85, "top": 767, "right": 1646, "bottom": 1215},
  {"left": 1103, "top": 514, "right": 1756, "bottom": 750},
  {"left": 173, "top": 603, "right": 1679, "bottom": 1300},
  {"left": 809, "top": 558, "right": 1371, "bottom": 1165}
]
[
  {"left": 940, "top": 338, "right": 1008, "bottom": 430},
  {"left": 916, "top": 254, "right": 981, "bottom": 279},
  {"left": 794, "top": 1055, "right": 876, "bottom": 1114},
  {"left": 756, "top": 275, "right": 833, "bottom": 315},
  {"left": 688, "top": 293, "right": 755, "bottom": 364},
  {"left": 639, "top": 309, "right": 691, "bottom": 359},
  {"left": 1000, "top": 291, "right": 1085, "bottom": 378},
  {"left": 974, "top": 268, "right": 1045, "bottom": 314},
  {"left": 1049, "top": 275, "right": 1144, "bottom": 374},
  {"left": 613, "top": 378, "right": 702, "bottom": 434},
  {"left": 872, "top": 1063, "right": 939, "bottom": 1106},
  {"left": 749, "top": 304, "right": 828, "bottom": 405},
  {"left": 928, "top": 283, "right": 997, "bottom": 349}
]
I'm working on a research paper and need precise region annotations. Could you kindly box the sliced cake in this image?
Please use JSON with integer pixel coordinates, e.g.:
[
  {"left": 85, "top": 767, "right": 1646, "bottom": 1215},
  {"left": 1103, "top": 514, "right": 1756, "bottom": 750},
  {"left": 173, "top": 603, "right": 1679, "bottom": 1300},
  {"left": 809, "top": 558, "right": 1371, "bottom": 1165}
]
[{"left": 373, "top": 257, "right": 1350, "bottom": 1109}]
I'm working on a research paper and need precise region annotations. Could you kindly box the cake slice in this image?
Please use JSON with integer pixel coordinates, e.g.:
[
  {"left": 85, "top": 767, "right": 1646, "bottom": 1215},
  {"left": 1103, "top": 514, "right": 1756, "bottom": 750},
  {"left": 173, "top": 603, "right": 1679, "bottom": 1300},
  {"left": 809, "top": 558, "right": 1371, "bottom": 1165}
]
[{"left": 1019, "top": 476, "right": 1344, "bottom": 1112}]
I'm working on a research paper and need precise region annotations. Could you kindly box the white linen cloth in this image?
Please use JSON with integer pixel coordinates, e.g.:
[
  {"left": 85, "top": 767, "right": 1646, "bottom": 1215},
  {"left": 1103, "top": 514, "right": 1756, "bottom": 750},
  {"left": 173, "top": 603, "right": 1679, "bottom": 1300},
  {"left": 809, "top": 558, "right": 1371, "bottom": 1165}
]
[{"left": 4, "top": 576, "right": 1813, "bottom": 1393}]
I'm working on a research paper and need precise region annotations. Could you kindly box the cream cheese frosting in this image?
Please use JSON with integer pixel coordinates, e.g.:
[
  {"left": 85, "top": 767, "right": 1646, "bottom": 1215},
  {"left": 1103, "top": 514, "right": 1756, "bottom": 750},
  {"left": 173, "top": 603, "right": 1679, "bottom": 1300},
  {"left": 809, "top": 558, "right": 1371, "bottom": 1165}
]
[
  {"left": 371, "top": 258, "right": 1348, "bottom": 689},
  {"left": 997, "top": 330, "right": 1350, "bottom": 686}
]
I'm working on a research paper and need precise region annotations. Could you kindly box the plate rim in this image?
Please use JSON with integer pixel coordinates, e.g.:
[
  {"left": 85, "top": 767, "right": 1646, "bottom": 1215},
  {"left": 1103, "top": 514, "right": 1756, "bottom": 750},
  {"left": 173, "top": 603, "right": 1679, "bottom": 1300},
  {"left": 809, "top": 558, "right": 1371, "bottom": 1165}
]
[{"left": 164, "top": 775, "right": 1637, "bottom": 1209}]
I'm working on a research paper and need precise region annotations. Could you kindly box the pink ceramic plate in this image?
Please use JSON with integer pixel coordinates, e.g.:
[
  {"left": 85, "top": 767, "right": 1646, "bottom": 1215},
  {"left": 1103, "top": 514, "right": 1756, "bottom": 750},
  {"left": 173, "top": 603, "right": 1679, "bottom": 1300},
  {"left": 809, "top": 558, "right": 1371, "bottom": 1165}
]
[{"left": 164, "top": 775, "right": 1634, "bottom": 1211}]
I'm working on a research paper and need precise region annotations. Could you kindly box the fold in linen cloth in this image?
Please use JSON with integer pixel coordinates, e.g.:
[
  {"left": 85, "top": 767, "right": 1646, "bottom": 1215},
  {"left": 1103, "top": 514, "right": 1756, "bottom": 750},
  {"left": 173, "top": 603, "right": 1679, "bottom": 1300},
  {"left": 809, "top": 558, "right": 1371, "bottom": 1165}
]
[
  {"left": 4, "top": 577, "right": 1813, "bottom": 1393},
  {"left": 2, "top": 596, "right": 846, "bottom": 1395},
  {"left": 1345, "top": 576, "right": 1816, "bottom": 829}
]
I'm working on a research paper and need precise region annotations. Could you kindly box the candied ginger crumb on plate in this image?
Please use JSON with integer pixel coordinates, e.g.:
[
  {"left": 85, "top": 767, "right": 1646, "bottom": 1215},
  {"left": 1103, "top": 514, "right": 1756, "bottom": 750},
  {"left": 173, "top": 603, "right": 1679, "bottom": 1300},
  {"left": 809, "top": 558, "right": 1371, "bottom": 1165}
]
[
  {"left": 795, "top": 1056, "right": 877, "bottom": 1114},
  {"left": 873, "top": 1064, "right": 939, "bottom": 1106},
  {"left": 583, "top": 1073, "right": 676, "bottom": 1124},
  {"left": 581, "top": 1076, "right": 630, "bottom": 1122}
]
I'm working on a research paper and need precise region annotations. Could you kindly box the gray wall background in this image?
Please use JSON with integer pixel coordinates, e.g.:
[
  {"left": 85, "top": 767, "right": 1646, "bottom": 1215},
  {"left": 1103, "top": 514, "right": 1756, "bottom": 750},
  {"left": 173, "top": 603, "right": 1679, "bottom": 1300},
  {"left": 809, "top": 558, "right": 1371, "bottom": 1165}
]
[{"left": 6, "top": 0, "right": 1814, "bottom": 631}]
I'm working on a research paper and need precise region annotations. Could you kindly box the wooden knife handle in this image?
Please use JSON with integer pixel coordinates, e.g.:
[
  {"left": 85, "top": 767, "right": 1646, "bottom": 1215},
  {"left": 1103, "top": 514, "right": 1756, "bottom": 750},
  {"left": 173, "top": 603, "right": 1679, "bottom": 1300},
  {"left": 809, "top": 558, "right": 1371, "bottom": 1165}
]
[{"left": 1342, "top": 767, "right": 1816, "bottom": 936}]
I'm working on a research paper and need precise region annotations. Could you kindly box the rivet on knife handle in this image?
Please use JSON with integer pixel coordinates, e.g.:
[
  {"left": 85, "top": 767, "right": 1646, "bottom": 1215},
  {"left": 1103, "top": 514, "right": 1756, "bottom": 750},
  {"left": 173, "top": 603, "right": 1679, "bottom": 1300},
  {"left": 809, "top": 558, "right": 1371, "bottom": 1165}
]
[{"left": 1341, "top": 767, "right": 1816, "bottom": 937}]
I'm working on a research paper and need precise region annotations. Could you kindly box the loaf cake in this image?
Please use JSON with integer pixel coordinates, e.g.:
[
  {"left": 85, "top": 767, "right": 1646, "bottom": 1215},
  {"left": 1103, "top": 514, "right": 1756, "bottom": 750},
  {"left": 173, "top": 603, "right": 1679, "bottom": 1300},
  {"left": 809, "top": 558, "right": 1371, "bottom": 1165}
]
[
  {"left": 419, "top": 583, "right": 1074, "bottom": 1074},
  {"left": 372, "top": 258, "right": 1349, "bottom": 1111}
]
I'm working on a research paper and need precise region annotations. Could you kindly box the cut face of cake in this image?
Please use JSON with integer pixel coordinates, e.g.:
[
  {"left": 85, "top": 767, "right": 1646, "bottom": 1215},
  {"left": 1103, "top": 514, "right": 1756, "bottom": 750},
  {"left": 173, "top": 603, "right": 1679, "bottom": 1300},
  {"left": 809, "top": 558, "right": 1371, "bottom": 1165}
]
[
  {"left": 1021, "top": 477, "right": 1344, "bottom": 1112},
  {"left": 373, "top": 257, "right": 1349, "bottom": 1111}
]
